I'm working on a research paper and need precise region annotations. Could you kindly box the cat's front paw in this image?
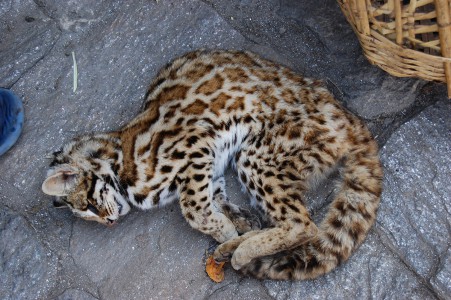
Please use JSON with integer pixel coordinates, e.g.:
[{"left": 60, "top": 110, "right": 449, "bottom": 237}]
[{"left": 213, "top": 248, "right": 233, "bottom": 263}]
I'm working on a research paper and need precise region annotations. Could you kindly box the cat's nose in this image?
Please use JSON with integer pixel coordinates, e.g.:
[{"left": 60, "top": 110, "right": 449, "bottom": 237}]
[{"left": 106, "top": 218, "right": 116, "bottom": 227}]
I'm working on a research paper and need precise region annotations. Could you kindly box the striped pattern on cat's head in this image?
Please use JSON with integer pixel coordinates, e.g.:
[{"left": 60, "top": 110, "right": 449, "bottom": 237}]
[{"left": 42, "top": 134, "right": 130, "bottom": 226}]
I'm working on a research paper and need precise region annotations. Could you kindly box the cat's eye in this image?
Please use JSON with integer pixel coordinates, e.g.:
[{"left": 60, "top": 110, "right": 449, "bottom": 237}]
[{"left": 86, "top": 203, "right": 99, "bottom": 215}]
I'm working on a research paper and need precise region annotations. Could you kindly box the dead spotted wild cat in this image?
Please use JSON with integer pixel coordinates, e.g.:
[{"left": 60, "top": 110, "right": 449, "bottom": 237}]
[{"left": 42, "top": 50, "right": 382, "bottom": 280}]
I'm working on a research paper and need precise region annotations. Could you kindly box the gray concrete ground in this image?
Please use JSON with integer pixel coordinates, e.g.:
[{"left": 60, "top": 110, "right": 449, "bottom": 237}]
[{"left": 0, "top": 0, "right": 450, "bottom": 299}]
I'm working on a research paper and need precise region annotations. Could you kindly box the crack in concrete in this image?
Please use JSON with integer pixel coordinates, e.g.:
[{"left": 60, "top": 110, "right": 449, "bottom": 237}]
[
  {"left": 204, "top": 281, "right": 235, "bottom": 299},
  {"left": 6, "top": 31, "right": 61, "bottom": 90},
  {"left": 374, "top": 223, "right": 442, "bottom": 299},
  {"left": 200, "top": 0, "right": 266, "bottom": 46},
  {"left": 54, "top": 287, "right": 100, "bottom": 300},
  {"left": 200, "top": 0, "right": 266, "bottom": 50},
  {"left": 366, "top": 257, "right": 374, "bottom": 300},
  {"left": 427, "top": 168, "right": 451, "bottom": 220},
  {"left": 404, "top": 205, "right": 444, "bottom": 282},
  {"left": 0, "top": 202, "right": 61, "bottom": 299},
  {"left": 64, "top": 220, "right": 101, "bottom": 299},
  {"left": 3, "top": 0, "right": 64, "bottom": 89},
  {"left": 31, "top": 0, "right": 62, "bottom": 29}
]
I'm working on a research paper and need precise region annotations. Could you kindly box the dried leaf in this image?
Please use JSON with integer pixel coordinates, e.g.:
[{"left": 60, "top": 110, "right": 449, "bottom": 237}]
[{"left": 205, "top": 255, "right": 225, "bottom": 283}]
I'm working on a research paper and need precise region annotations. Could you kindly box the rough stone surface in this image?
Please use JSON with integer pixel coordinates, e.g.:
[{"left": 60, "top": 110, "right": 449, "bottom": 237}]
[
  {"left": 0, "top": 207, "right": 58, "bottom": 300},
  {"left": 0, "top": 0, "right": 61, "bottom": 88},
  {"left": 0, "top": 0, "right": 450, "bottom": 299},
  {"left": 263, "top": 233, "right": 436, "bottom": 300},
  {"left": 379, "top": 100, "right": 451, "bottom": 300}
]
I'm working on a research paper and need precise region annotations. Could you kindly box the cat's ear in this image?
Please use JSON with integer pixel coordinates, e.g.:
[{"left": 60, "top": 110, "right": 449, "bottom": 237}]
[{"left": 42, "top": 168, "right": 78, "bottom": 196}]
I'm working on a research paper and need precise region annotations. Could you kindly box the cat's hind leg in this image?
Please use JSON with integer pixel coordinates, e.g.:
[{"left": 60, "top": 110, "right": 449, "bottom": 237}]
[{"left": 213, "top": 210, "right": 317, "bottom": 269}]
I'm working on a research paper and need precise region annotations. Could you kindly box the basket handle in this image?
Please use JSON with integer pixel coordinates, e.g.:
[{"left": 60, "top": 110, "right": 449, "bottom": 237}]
[{"left": 435, "top": 0, "right": 451, "bottom": 97}]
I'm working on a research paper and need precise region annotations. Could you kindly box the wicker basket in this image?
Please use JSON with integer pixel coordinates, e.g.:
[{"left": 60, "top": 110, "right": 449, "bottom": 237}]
[{"left": 338, "top": 0, "right": 451, "bottom": 97}]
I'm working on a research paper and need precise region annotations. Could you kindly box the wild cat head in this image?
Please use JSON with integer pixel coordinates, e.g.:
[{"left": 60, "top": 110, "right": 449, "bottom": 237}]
[{"left": 42, "top": 135, "right": 130, "bottom": 226}]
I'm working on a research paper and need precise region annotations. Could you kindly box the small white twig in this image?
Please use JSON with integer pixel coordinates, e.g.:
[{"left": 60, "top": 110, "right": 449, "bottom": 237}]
[{"left": 72, "top": 51, "right": 78, "bottom": 93}]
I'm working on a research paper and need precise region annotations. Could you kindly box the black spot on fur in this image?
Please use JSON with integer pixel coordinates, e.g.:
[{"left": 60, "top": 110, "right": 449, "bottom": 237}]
[
  {"left": 267, "top": 202, "right": 276, "bottom": 211},
  {"left": 190, "top": 152, "right": 203, "bottom": 159},
  {"left": 169, "top": 180, "right": 177, "bottom": 192},
  {"left": 287, "top": 203, "right": 300, "bottom": 213},
  {"left": 327, "top": 232, "right": 342, "bottom": 247},
  {"left": 286, "top": 172, "right": 300, "bottom": 181},
  {"left": 153, "top": 189, "right": 163, "bottom": 205},
  {"left": 348, "top": 224, "right": 364, "bottom": 241},
  {"left": 263, "top": 185, "right": 273, "bottom": 194},
  {"left": 252, "top": 259, "right": 263, "bottom": 273},
  {"left": 331, "top": 218, "right": 343, "bottom": 229},
  {"left": 198, "top": 183, "right": 209, "bottom": 192},
  {"left": 90, "top": 149, "right": 104, "bottom": 159},
  {"left": 192, "top": 163, "right": 205, "bottom": 170},
  {"left": 150, "top": 183, "right": 161, "bottom": 191},
  {"left": 214, "top": 187, "right": 222, "bottom": 195},
  {"left": 288, "top": 193, "right": 302, "bottom": 201},
  {"left": 304, "top": 256, "right": 319, "bottom": 271},
  {"left": 279, "top": 184, "right": 291, "bottom": 190},
  {"left": 311, "top": 152, "right": 324, "bottom": 164},
  {"left": 243, "top": 159, "right": 251, "bottom": 167},
  {"left": 160, "top": 165, "right": 173, "bottom": 173},
  {"left": 243, "top": 115, "right": 254, "bottom": 123},
  {"left": 172, "top": 150, "right": 186, "bottom": 159},
  {"left": 274, "top": 256, "right": 297, "bottom": 273},
  {"left": 201, "top": 147, "right": 210, "bottom": 155},
  {"left": 345, "top": 178, "right": 364, "bottom": 192},
  {"left": 193, "top": 174, "right": 205, "bottom": 182},
  {"left": 186, "top": 136, "right": 199, "bottom": 147},
  {"left": 249, "top": 180, "right": 255, "bottom": 190},
  {"left": 179, "top": 162, "right": 193, "bottom": 173},
  {"left": 134, "top": 193, "right": 147, "bottom": 204},
  {"left": 240, "top": 172, "right": 248, "bottom": 184},
  {"left": 264, "top": 171, "right": 275, "bottom": 177}
]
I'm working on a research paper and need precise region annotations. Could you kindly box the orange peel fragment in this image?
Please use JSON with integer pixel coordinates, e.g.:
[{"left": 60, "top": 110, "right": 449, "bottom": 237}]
[{"left": 205, "top": 255, "right": 225, "bottom": 283}]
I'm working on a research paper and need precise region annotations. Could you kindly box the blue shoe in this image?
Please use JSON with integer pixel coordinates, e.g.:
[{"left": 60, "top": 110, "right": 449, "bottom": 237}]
[{"left": 0, "top": 88, "right": 24, "bottom": 156}]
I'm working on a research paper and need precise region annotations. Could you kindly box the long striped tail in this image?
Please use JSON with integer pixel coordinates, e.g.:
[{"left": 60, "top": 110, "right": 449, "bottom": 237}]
[{"left": 241, "top": 132, "right": 383, "bottom": 280}]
